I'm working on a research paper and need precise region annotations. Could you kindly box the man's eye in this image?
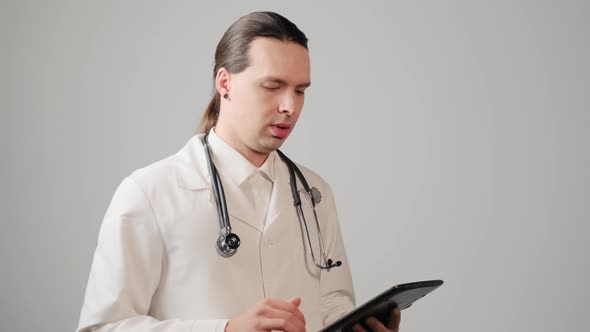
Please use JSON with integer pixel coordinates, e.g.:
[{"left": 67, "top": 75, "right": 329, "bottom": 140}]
[
  {"left": 296, "top": 90, "right": 305, "bottom": 96},
  {"left": 264, "top": 86, "right": 280, "bottom": 91}
]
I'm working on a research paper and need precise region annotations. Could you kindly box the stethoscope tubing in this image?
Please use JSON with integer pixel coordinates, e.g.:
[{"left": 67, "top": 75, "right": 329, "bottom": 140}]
[
  {"left": 202, "top": 134, "right": 340, "bottom": 269},
  {"left": 203, "top": 135, "right": 228, "bottom": 231}
]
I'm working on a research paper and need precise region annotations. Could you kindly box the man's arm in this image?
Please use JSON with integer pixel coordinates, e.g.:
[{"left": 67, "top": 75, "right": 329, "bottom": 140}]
[
  {"left": 76, "top": 177, "right": 227, "bottom": 332},
  {"left": 319, "top": 184, "right": 356, "bottom": 327}
]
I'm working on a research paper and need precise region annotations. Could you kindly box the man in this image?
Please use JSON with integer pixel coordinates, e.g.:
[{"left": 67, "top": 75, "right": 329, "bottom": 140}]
[{"left": 77, "top": 11, "right": 400, "bottom": 332}]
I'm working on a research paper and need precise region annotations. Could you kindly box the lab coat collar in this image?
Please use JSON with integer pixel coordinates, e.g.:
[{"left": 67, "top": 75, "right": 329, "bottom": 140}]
[
  {"left": 173, "top": 134, "right": 210, "bottom": 190},
  {"left": 173, "top": 133, "right": 295, "bottom": 231},
  {"left": 264, "top": 159, "right": 293, "bottom": 231}
]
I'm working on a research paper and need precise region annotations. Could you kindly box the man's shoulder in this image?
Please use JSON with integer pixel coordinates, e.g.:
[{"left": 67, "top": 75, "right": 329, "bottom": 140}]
[
  {"left": 126, "top": 135, "right": 204, "bottom": 189},
  {"left": 127, "top": 153, "right": 177, "bottom": 188}
]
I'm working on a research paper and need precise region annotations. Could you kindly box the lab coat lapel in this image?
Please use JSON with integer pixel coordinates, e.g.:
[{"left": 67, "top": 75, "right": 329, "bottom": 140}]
[
  {"left": 175, "top": 135, "right": 278, "bottom": 231},
  {"left": 225, "top": 185, "right": 259, "bottom": 231},
  {"left": 264, "top": 158, "right": 298, "bottom": 232}
]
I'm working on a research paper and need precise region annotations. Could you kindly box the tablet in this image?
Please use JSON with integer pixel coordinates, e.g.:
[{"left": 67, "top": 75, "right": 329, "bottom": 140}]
[{"left": 320, "top": 280, "right": 443, "bottom": 332}]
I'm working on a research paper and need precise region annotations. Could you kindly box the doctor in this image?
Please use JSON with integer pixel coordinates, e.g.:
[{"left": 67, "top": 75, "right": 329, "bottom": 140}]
[{"left": 77, "top": 11, "right": 400, "bottom": 332}]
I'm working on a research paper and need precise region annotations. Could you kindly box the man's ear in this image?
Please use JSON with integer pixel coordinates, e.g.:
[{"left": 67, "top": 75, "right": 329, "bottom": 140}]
[{"left": 215, "top": 67, "right": 231, "bottom": 96}]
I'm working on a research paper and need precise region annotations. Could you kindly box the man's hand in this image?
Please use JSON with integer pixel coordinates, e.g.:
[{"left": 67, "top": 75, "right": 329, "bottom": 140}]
[
  {"left": 352, "top": 307, "right": 401, "bottom": 332},
  {"left": 225, "top": 297, "right": 306, "bottom": 332}
]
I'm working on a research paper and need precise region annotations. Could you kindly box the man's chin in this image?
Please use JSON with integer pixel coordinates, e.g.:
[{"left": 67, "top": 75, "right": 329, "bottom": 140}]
[{"left": 261, "top": 137, "right": 285, "bottom": 152}]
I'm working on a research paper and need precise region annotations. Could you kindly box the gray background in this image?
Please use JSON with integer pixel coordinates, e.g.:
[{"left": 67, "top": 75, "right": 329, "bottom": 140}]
[{"left": 2, "top": 1, "right": 589, "bottom": 331}]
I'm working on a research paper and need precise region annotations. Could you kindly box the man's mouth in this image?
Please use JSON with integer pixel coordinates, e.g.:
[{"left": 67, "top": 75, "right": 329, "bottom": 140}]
[{"left": 270, "top": 123, "right": 291, "bottom": 139}]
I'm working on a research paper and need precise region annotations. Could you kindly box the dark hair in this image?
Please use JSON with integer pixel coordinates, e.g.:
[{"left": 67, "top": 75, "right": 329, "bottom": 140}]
[{"left": 197, "top": 11, "right": 308, "bottom": 133}]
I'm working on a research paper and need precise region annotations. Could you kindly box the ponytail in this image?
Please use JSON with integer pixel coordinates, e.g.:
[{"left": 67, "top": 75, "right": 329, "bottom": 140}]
[{"left": 197, "top": 93, "right": 220, "bottom": 134}]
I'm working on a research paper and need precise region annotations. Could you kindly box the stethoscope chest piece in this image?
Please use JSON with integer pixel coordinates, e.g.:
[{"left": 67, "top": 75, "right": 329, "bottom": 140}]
[
  {"left": 310, "top": 187, "right": 322, "bottom": 205},
  {"left": 217, "top": 231, "right": 240, "bottom": 257}
]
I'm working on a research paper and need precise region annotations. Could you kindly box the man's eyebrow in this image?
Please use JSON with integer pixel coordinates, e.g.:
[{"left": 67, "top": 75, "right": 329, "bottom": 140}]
[{"left": 260, "top": 76, "right": 311, "bottom": 88}]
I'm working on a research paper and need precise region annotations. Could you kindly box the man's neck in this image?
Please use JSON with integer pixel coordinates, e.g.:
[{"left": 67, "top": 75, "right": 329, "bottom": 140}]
[{"left": 212, "top": 127, "right": 268, "bottom": 168}]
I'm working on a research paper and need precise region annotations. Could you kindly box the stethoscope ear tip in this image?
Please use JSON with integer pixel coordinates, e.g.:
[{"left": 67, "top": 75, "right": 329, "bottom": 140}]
[{"left": 325, "top": 259, "right": 343, "bottom": 269}]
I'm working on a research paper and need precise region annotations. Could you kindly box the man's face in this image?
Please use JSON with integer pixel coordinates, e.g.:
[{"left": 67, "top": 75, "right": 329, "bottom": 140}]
[{"left": 216, "top": 37, "right": 311, "bottom": 160}]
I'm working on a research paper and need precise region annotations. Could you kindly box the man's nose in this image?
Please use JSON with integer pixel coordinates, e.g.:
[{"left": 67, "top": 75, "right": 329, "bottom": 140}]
[{"left": 278, "top": 91, "right": 296, "bottom": 115}]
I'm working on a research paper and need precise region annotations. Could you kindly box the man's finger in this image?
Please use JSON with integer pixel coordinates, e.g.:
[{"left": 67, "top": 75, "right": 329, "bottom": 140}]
[
  {"left": 352, "top": 323, "right": 367, "bottom": 332},
  {"left": 388, "top": 307, "right": 401, "bottom": 332},
  {"left": 258, "top": 317, "right": 306, "bottom": 332},
  {"left": 288, "top": 297, "right": 302, "bottom": 307},
  {"left": 365, "top": 317, "right": 387, "bottom": 332},
  {"left": 265, "top": 298, "right": 306, "bottom": 324}
]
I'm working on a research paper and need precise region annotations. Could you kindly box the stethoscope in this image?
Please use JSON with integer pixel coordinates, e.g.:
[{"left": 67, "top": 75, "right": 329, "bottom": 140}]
[{"left": 202, "top": 134, "right": 341, "bottom": 270}]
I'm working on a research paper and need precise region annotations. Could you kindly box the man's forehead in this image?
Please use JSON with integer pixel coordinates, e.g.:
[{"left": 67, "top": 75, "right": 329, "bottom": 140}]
[
  {"left": 247, "top": 37, "right": 308, "bottom": 55},
  {"left": 245, "top": 38, "right": 310, "bottom": 83}
]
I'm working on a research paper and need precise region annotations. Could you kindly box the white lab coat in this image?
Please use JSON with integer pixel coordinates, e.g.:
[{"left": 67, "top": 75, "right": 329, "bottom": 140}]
[{"left": 77, "top": 134, "right": 355, "bottom": 332}]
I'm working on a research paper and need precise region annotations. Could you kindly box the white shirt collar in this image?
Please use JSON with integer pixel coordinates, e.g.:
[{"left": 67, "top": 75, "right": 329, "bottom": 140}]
[{"left": 207, "top": 128, "right": 275, "bottom": 186}]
